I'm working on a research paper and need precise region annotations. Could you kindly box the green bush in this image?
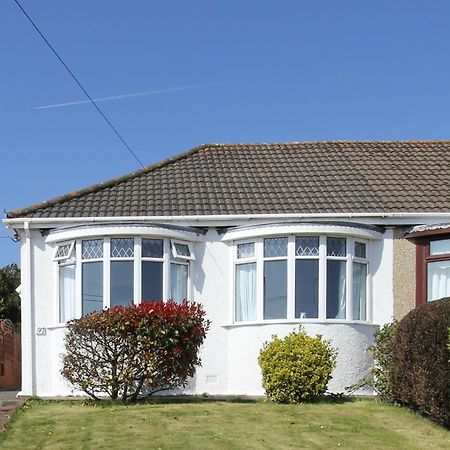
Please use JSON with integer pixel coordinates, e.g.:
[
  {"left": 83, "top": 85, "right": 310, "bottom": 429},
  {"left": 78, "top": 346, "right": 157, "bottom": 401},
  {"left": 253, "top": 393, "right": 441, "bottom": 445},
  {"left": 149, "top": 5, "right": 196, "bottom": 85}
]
[
  {"left": 392, "top": 297, "right": 450, "bottom": 427},
  {"left": 62, "top": 300, "right": 209, "bottom": 403},
  {"left": 367, "top": 321, "right": 397, "bottom": 401},
  {"left": 258, "top": 328, "right": 337, "bottom": 403}
]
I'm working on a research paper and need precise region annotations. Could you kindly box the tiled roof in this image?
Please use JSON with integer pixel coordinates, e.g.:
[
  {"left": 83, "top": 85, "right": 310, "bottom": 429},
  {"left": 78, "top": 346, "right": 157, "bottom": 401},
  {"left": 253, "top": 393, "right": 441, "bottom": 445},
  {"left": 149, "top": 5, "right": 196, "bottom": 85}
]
[{"left": 7, "top": 141, "right": 450, "bottom": 218}]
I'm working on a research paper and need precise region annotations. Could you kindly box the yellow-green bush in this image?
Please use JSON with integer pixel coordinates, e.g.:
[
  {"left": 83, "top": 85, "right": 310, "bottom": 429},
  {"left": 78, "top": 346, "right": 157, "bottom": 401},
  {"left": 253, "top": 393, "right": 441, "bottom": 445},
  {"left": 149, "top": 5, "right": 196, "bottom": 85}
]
[{"left": 258, "top": 329, "right": 337, "bottom": 403}]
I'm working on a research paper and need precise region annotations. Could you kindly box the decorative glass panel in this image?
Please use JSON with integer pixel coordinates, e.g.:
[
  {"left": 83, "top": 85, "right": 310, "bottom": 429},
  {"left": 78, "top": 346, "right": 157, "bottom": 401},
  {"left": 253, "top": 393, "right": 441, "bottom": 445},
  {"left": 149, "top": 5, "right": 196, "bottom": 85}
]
[
  {"left": 295, "top": 260, "right": 319, "bottom": 318},
  {"left": 237, "top": 242, "right": 255, "bottom": 259},
  {"left": 295, "top": 236, "right": 319, "bottom": 257},
  {"left": 82, "top": 261, "right": 103, "bottom": 315},
  {"left": 353, "top": 262, "right": 367, "bottom": 320},
  {"left": 142, "top": 261, "right": 163, "bottom": 301},
  {"left": 427, "top": 260, "right": 450, "bottom": 301},
  {"left": 173, "top": 242, "right": 191, "bottom": 257},
  {"left": 327, "top": 260, "right": 346, "bottom": 319},
  {"left": 110, "top": 261, "right": 134, "bottom": 307},
  {"left": 55, "top": 243, "right": 72, "bottom": 260},
  {"left": 327, "top": 237, "right": 346, "bottom": 257},
  {"left": 170, "top": 263, "right": 188, "bottom": 304},
  {"left": 264, "top": 237, "right": 288, "bottom": 258},
  {"left": 111, "top": 238, "right": 134, "bottom": 258},
  {"left": 142, "top": 239, "right": 163, "bottom": 258},
  {"left": 355, "top": 242, "right": 366, "bottom": 259},
  {"left": 59, "top": 264, "right": 75, "bottom": 322},
  {"left": 82, "top": 239, "right": 103, "bottom": 260},
  {"left": 235, "top": 263, "right": 256, "bottom": 321},
  {"left": 264, "top": 260, "right": 287, "bottom": 319},
  {"left": 430, "top": 239, "right": 450, "bottom": 256}
]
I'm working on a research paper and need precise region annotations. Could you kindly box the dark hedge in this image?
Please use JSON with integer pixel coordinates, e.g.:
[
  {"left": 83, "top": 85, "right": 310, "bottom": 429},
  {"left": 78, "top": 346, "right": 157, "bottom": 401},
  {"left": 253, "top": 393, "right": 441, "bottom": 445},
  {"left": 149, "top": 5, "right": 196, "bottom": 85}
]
[{"left": 392, "top": 297, "right": 450, "bottom": 427}]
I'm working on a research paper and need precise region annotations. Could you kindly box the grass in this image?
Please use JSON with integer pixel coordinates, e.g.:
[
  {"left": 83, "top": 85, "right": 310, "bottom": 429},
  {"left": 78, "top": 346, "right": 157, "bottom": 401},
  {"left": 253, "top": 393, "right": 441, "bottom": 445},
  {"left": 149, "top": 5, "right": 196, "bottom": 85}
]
[{"left": 0, "top": 398, "right": 448, "bottom": 449}]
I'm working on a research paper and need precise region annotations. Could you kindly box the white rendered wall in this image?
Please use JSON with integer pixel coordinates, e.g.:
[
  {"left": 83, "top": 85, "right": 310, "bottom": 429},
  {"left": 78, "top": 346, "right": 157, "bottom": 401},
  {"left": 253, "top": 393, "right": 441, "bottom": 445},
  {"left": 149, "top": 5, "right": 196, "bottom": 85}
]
[
  {"left": 20, "top": 225, "right": 393, "bottom": 397},
  {"left": 371, "top": 228, "right": 394, "bottom": 326}
]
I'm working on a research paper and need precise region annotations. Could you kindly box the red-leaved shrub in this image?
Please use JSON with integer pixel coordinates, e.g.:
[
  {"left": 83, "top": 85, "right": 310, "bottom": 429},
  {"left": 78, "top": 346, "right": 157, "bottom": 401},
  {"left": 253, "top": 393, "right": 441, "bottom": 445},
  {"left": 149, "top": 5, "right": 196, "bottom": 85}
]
[{"left": 62, "top": 300, "right": 209, "bottom": 403}]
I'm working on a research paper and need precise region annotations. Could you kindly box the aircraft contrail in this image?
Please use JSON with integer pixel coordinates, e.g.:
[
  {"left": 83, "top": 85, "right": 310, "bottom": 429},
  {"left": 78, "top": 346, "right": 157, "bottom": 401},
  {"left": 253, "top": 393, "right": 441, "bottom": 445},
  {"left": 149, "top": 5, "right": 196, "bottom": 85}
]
[{"left": 34, "top": 81, "right": 222, "bottom": 110}]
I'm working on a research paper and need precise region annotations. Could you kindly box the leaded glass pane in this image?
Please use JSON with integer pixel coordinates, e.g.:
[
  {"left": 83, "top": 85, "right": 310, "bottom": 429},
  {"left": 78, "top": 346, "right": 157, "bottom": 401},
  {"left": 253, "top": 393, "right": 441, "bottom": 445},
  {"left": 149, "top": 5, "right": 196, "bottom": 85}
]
[
  {"left": 295, "top": 236, "right": 319, "bottom": 256},
  {"left": 355, "top": 242, "right": 366, "bottom": 259},
  {"left": 174, "top": 242, "right": 191, "bottom": 257},
  {"left": 111, "top": 238, "right": 134, "bottom": 258},
  {"left": 264, "top": 237, "right": 288, "bottom": 258},
  {"left": 82, "top": 239, "right": 103, "bottom": 259},
  {"left": 55, "top": 244, "right": 72, "bottom": 259},
  {"left": 237, "top": 243, "right": 255, "bottom": 259},
  {"left": 142, "top": 239, "right": 163, "bottom": 258},
  {"left": 327, "top": 237, "right": 346, "bottom": 257}
]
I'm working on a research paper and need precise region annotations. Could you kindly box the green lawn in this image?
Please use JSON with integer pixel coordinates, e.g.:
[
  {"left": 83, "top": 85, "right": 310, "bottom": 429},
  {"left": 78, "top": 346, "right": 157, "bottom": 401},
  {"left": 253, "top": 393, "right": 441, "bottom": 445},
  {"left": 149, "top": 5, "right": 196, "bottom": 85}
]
[{"left": 0, "top": 398, "right": 448, "bottom": 449}]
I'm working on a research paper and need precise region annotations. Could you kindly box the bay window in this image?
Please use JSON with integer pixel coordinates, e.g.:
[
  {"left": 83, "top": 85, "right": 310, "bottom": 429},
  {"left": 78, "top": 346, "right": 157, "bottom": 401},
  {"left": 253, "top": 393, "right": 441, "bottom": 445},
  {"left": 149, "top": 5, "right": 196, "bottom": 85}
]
[
  {"left": 55, "top": 236, "right": 193, "bottom": 323},
  {"left": 234, "top": 235, "right": 370, "bottom": 323}
]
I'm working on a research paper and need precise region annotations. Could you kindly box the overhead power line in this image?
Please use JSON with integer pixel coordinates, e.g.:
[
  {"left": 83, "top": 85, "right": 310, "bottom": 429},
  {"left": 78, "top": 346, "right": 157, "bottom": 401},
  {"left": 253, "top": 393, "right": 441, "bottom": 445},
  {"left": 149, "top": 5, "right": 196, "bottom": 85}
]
[{"left": 12, "top": 0, "right": 145, "bottom": 168}]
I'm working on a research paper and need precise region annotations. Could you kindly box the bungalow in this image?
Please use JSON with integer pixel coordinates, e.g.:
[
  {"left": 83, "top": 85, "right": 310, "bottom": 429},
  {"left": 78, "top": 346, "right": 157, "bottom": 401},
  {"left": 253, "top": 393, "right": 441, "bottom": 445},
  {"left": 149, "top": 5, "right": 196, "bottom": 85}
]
[{"left": 4, "top": 141, "right": 450, "bottom": 397}]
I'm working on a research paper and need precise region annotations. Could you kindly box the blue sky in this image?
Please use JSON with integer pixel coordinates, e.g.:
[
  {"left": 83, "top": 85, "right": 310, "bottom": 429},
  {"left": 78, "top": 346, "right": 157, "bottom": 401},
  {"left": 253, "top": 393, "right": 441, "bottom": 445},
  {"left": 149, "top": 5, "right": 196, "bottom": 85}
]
[{"left": 2, "top": 0, "right": 450, "bottom": 267}]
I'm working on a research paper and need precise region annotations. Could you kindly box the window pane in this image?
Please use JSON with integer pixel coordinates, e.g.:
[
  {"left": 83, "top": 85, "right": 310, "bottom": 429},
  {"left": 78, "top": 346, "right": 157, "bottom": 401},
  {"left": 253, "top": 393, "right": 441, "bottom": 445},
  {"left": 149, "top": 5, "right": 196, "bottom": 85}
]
[
  {"left": 82, "top": 239, "right": 103, "bottom": 259},
  {"left": 355, "top": 242, "right": 366, "bottom": 259},
  {"left": 110, "top": 261, "right": 134, "bottom": 307},
  {"left": 427, "top": 260, "right": 450, "bottom": 301},
  {"left": 237, "top": 243, "right": 255, "bottom": 259},
  {"left": 264, "top": 260, "right": 287, "bottom": 319},
  {"left": 295, "top": 236, "right": 319, "bottom": 256},
  {"left": 173, "top": 242, "right": 191, "bottom": 257},
  {"left": 327, "top": 237, "right": 346, "bottom": 257},
  {"left": 142, "top": 239, "right": 163, "bottom": 258},
  {"left": 327, "top": 260, "right": 346, "bottom": 319},
  {"left": 353, "top": 262, "right": 367, "bottom": 320},
  {"left": 264, "top": 238, "right": 287, "bottom": 257},
  {"left": 430, "top": 239, "right": 450, "bottom": 256},
  {"left": 59, "top": 265, "right": 75, "bottom": 322},
  {"left": 142, "top": 261, "right": 163, "bottom": 301},
  {"left": 170, "top": 263, "right": 188, "bottom": 304},
  {"left": 235, "top": 263, "right": 256, "bottom": 321},
  {"left": 295, "top": 260, "right": 319, "bottom": 318},
  {"left": 111, "top": 238, "right": 134, "bottom": 258},
  {"left": 82, "top": 262, "right": 103, "bottom": 315}
]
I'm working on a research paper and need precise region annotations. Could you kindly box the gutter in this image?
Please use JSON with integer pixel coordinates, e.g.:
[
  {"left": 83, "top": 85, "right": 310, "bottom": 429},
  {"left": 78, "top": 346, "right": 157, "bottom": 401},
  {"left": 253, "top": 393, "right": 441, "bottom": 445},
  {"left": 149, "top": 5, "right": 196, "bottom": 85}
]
[{"left": 4, "top": 212, "right": 450, "bottom": 228}]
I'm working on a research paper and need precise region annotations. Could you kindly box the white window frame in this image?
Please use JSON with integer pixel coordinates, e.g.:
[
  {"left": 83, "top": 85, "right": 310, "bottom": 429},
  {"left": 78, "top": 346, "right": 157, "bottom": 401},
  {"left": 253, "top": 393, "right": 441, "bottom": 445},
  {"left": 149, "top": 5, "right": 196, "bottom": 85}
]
[
  {"left": 232, "top": 234, "right": 372, "bottom": 324},
  {"left": 55, "top": 236, "right": 194, "bottom": 324}
]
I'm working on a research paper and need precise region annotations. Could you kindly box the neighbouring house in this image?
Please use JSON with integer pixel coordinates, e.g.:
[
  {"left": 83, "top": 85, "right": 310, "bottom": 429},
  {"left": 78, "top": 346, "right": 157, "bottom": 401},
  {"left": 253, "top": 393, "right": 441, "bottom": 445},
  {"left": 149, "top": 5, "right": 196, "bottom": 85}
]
[{"left": 3, "top": 141, "right": 450, "bottom": 397}]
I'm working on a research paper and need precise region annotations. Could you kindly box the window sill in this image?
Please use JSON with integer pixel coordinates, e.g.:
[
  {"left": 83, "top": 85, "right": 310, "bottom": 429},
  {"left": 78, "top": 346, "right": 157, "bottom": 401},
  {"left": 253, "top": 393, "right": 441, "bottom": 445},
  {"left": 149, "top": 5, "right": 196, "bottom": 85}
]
[
  {"left": 46, "top": 323, "right": 69, "bottom": 330},
  {"left": 220, "top": 319, "right": 376, "bottom": 328}
]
